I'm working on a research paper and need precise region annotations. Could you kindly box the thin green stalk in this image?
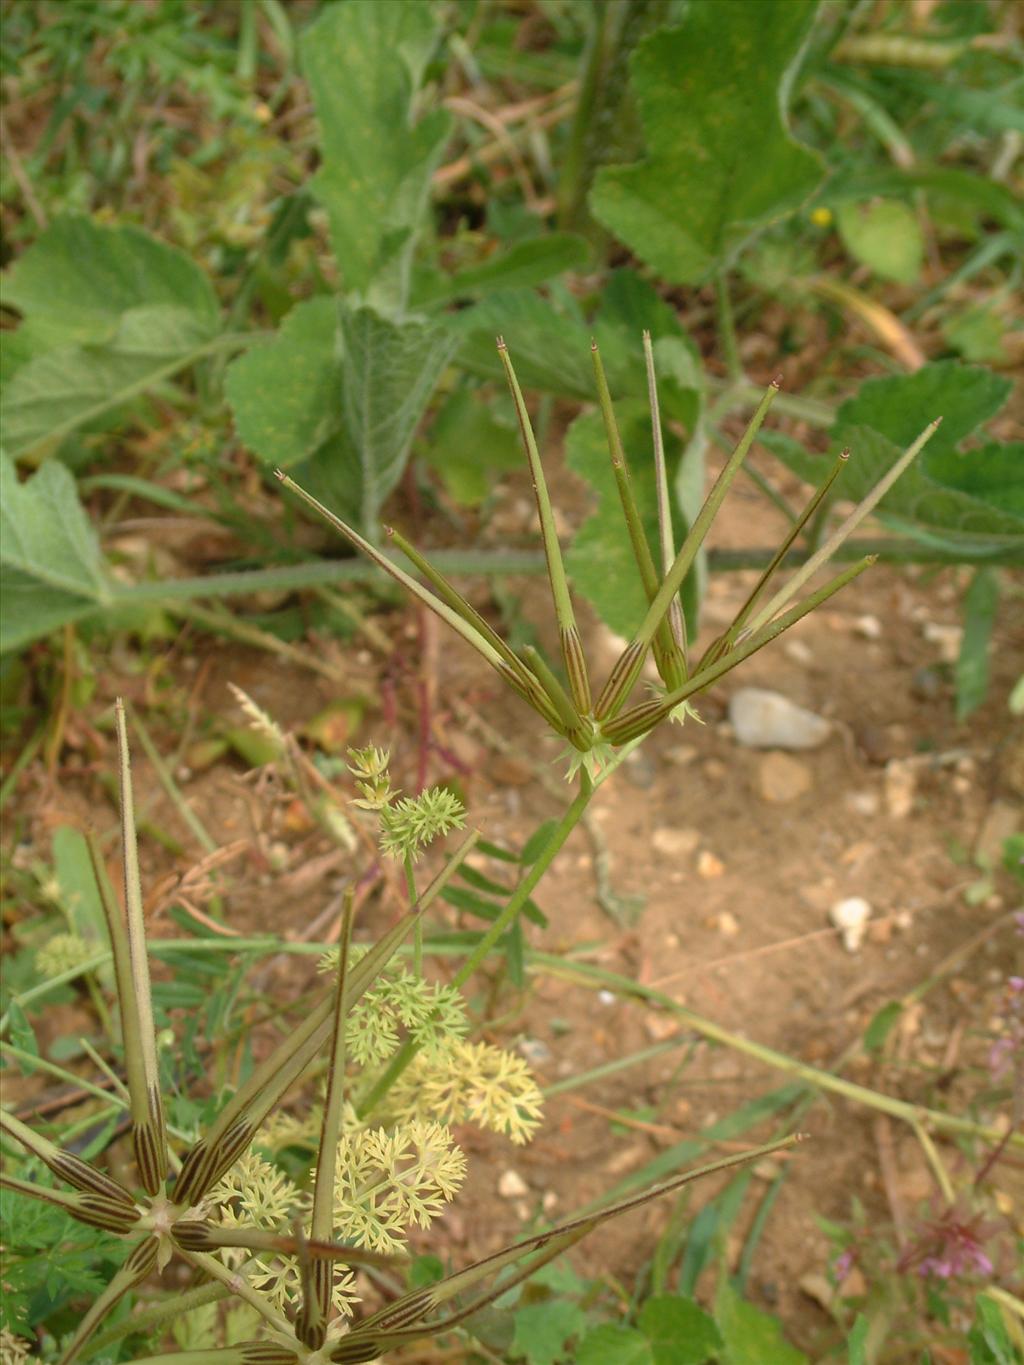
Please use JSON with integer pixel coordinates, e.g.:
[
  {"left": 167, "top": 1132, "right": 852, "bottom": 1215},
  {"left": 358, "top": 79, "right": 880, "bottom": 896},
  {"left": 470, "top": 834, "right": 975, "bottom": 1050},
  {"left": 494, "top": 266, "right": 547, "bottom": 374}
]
[
  {"left": 304, "top": 891, "right": 355, "bottom": 1345},
  {"left": 405, "top": 851, "right": 423, "bottom": 977},
  {"left": 715, "top": 273, "right": 742, "bottom": 381},
  {"left": 0, "top": 951, "right": 112, "bottom": 1035},
  {"left": 530, "top": 954, "right": 1023, "bottom": 1151},
  {"left": 643, "top": 330, "right": 686, "bottom": 659},
  {"left": 357, "top": 777, "right": 595, "bottom": 1118},
  {"left": 87, "top": 1282, "right": 232, "bottom": 1354},
  {"left": 125, "top": 700, "right": 216, "bottom": 855}
]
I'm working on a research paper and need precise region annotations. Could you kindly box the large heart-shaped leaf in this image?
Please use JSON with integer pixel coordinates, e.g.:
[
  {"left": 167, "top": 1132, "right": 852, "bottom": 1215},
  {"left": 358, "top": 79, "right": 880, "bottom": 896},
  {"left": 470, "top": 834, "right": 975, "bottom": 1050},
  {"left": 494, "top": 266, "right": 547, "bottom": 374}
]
[{"left": 590, "top": 0, "right": 825, "bottom": 284}]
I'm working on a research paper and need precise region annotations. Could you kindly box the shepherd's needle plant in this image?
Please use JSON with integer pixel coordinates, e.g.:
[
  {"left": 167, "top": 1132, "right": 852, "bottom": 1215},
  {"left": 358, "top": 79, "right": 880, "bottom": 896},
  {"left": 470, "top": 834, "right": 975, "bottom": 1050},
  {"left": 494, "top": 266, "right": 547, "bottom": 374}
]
[
  {"left": 1, "top": 703, "right": 797, "bottom": 1362},
  {"left": 3, "top": 335, "right": 941, "bottom": 1361}
]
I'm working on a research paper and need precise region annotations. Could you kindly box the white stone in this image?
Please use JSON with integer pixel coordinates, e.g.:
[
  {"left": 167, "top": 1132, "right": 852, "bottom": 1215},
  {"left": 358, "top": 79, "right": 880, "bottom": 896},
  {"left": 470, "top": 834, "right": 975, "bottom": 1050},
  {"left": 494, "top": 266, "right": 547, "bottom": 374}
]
[
  {"left": 498, "top": 1169, "right": 530, "bottom": 1199},
  {"left": 854, "top": 614, "right": 883, "bottom": 640},
  {"left": 729, "top": 688, "right": 831, "bottom": 750},
  {"left": 829, "top": 897, "right": 872, "bottom": 952},
  {"left": 652, "top": 826, "right": 700, "bottom": 858}
]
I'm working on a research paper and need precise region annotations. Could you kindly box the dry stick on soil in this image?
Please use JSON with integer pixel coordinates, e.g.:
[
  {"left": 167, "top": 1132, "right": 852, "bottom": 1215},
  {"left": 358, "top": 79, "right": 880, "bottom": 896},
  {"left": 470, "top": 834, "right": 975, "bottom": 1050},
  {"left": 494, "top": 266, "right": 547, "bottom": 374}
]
[{"left": 532, "top": 953, "right": 1024, "bottom": 1151}]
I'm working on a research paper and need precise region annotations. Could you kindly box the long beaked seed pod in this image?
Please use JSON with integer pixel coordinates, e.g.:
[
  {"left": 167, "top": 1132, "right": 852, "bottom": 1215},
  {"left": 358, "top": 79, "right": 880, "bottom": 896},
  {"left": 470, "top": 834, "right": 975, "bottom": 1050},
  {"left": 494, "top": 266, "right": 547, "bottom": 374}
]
[
  {"left": 591, "top": 340, "right": 686, "bottom": 691},
  {"left": 498, "top": 338, "right": 593, "bottom": 717},
  {"left": 593, "top": 639, "right": 647, "bottom": 721}
]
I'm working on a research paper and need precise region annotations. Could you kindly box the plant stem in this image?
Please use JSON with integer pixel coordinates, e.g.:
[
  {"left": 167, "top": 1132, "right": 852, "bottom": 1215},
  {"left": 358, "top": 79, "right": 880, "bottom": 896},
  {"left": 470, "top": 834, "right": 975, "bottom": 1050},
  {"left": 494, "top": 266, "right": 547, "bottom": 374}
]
[
  {"left": 715, "top": 273, "right": 742, "bottom": 382},
  {"left": 357, "top": 775, "right": 595, "bottom": 1117},
  {"left": 86, "top": 1280, "right": 232, "bottom": 1354},
  {"left": 531, "top": 954, "right": 1023, "bottom": 1151}
]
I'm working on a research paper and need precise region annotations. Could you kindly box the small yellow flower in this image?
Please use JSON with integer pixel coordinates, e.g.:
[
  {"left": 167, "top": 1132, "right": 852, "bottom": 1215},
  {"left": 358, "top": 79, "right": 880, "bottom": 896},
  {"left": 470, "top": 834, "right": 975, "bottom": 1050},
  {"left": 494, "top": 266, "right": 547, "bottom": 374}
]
[{"left": 810, "top": 205, "right": 833, "bottom": 227}]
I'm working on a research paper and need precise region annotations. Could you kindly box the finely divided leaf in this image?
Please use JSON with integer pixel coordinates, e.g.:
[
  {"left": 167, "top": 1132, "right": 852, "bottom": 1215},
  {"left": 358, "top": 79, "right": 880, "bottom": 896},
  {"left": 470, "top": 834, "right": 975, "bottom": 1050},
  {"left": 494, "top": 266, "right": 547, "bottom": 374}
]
[
  {"left": 300, "top": 0, "right": 451, "bottom": 309},
  {"left": 0, "top": 454, "right": 114, "bottom": 651},
  {"left": 590, "top": 0, "right": 824, "bottom": 284}
]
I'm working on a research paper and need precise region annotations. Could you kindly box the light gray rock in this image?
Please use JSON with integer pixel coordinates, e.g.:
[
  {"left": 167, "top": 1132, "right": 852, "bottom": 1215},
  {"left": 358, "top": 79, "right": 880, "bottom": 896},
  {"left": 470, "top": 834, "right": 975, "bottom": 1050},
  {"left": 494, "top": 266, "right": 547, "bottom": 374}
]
[{"left": 730, "top": 687, "right": 831, "bottom": 750}]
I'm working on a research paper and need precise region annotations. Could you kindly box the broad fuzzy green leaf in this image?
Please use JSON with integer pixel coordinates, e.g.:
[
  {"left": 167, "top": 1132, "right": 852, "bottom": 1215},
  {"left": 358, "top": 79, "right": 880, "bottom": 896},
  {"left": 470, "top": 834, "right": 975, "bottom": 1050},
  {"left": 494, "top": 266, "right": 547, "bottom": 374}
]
[
  {"left": 836, "top": 361, "right": 1011, "bottom": 460},
  {"left": 511, "top": 1298, "right": 586, "bottom": 1365},
  {"left": 334, "top": 303, "right": 459, "bottom": 528},
  {"left": 0, "top": 454, "right": 114, "bottom": 651},
  {"left": 1, "top": 215, "right": 218, "bottom": 350},
  {"left": 715, "top": 1281, "right": 808, "bottom": 1365},
  {"left": 230, "top": 301, "right": 457, "bottom": 532},
  {"left": 764, "top": 363, "right": 1023, "bottom": 560},
  {"left": 836, "top": 199, "right": 924, "bottom": 284},
  {"left": 419, "top": 388, "right": 522, "bottom": 505},
  {"left": 225, "top": 297, "right": 341, "bottom": 469},
  {"left": 577, "top": 1325, "right": 654, "bottom": 1364},
  {"left": 1, "top": 306, "right": 220, "bottom": 459},
  {"left": 638, "top": 1297, "right": 723, "bottom": 1364},
  {"left": 413, "top": 234, "right": 591, "bottom": 309},
  {"left": 567, "top": 401, "right": 685, "bottom": 639},
  {"left": 300, "top": 0, "right": 451, "bottom": 309},
  {"left": 456, "top": 272, "right": 700, "bottom": 425},
  {"left": 590, "top": 0, "right": 825, "bottom": 284}
]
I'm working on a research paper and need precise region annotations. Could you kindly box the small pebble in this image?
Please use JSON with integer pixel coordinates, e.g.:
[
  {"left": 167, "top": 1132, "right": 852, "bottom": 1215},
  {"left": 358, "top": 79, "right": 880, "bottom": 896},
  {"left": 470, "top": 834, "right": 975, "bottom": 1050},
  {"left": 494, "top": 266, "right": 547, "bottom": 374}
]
[
  {"left": 665, "top": 745, "right": 698, "bottom": 766},
  {"left": 783, "top": 639, "right": 814, "bottom": 666},
  {"left": 845, "top": 790, "right": 879, "bottom": 817},
  {"left": 829, "top": 897, "right": 872, "bottom": 952},
  {"left": 652, "top": 826, "right": 700, "bottom": 859},
  {"left": 598, "top": 989, "right": 617, "bottom": 1006},
  {"left": 697, "top": 850, "right": 726, "bottom": 879},
  {"left": 717, "top": 910, "right": 740, "bottom": 936},
  {"left": 498, "top": 1170, "right": 530, "bottom": 1199},
  {"left": 730, "top": 688, "right": 831, "bottom": 751},
  {"left": 922, "top": 621, "right": 963, "bottom": 663},
  {"left": 517, "top": 1038, "right": 552, "bottom": 1066},
  {"left": 911, "top": 666, "right": 943, "bottom": 701},
  {"left": 854, "top": 614, "right": 882, "bottom": 640},
  {"left": 758, "top": 752, "right": 813, "bottom": 804},
  {"left": 885, "top": 759, "right": 916, "bottom": 818}
]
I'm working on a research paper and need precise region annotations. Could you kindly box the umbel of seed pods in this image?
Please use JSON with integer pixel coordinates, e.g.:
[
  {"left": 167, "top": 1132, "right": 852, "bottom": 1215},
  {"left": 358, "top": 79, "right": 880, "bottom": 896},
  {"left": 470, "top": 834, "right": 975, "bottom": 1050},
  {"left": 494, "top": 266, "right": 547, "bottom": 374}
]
[{"left": 277, "top": 336, "right": 941, "bottom": 771}]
